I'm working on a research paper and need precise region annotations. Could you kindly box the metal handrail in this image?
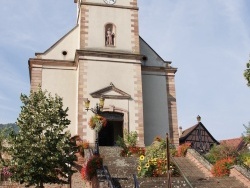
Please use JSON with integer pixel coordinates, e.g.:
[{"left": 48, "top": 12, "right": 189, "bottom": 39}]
[
  {"left": 133, "top": 174, "right": 140, "bottom": 188},
  {"left": 171, "top": 156, "right": 194, "bottom": 188}
]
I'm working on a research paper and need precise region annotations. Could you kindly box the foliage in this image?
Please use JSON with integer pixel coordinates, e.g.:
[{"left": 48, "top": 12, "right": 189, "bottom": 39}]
[
  {"left": 0, "top": 123, "right": 19, "bottom": 133},
  {"left": 137, "top": 137, "right": 180, "bottom": 177},
  {"left": 124, "top": 129, "right": 138, "bottom": 147},
  {"left": 9, "top": 87, "right": 76, "bottom": 187},
  {"left": 88, "top": 115, "right": 107, "bottom": 132},
  {"left": 116, "top": 130, "right": 142, "bottom": 157},
  {"left": 120, "top": 146, "right": 145, "bottom": 157},
  {"left": 237, "top": 152, "right": 250, "bottom": 167},
  {"left": 211, "top": 158, "right": 234, "bottom": 177},
  {"left": 242, "top": 123, "right": 250, "bottom": 144},
  {"left": 243, "top": 59, "right": 250, "bottom": 87},
  {"left": 176, "top": 142, "right": 191, "bottom": 157},
  {"left": 204, "top": 144, "right": 238, "bottom": 164},
  {"left": 116, "top": 135, "right": 127, "bottom": 149},
  {"left": 81, "top": 156, "right": 103, "bottom": 181},
  {"left": 0, "top": 127, "right": 13, "bottom": 168}
]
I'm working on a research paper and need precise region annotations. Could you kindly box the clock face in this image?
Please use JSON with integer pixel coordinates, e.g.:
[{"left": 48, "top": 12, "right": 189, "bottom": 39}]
[{"left": 103, "top": 0, "right": 116, "bottom": 5}]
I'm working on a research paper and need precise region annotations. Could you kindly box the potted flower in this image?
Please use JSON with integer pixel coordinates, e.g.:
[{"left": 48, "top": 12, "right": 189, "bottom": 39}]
[
  {"left": 79, "top": 141, "right": 90, "bottom": 157},
  {"left": 88, "top": 115, "right": 107, "bottom": 132},
  {"left": 81, "top": 155, "right": 103, "bottom": 181}
]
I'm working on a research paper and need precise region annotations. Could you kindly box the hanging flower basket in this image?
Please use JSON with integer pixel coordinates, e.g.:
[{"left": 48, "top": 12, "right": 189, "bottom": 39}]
[{"left": 88, "top": 115, "right": 107, "bottom": 132}]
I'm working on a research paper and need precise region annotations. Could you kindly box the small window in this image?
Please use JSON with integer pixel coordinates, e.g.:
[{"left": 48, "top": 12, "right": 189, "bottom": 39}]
[{"left": 105, "top": 23, "right": 116, "bottom": 46}]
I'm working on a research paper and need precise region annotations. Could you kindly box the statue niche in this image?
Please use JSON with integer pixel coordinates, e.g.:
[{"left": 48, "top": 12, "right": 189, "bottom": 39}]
[{"left": 105, "top": 24, "right": 115, "bottom": 46}]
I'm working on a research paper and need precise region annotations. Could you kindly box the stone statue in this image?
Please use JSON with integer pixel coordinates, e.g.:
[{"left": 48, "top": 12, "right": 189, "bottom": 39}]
[{"left": 106, "top": 28, "right": 114, "bottom": 45}]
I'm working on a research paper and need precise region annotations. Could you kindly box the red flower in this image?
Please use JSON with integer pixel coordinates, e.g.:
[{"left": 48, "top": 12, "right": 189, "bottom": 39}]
[
  {"left": 81, "top": 156, "right": 103, "bottom": 181},
  {"left": 211, "top": 157, "right": 234, "bottom": 177}
]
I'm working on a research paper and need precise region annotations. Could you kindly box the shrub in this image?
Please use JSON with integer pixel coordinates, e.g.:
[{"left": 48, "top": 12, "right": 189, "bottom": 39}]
[
  {"left": 205, "top": 144, "right": 237, "bottom": 164},
  {"left": 124, "top": 130, "right": 138, "bottom": 147},
  {"left": 237, "top": 151, "right": 250, "bottom": 167},
  {"left": 116, "top": 130, "right": 142, "bottom": 157},
  {"left": 211, "top": 158, "right": 234, "bottom": 177},
  {"left": 176, "top": 142, "right": 191, "bottom": 157}
]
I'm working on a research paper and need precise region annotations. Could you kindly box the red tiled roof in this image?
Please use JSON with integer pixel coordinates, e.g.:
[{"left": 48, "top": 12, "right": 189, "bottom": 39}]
[{"left": 220, "top": 137, "right": 245, "bottom": 151}]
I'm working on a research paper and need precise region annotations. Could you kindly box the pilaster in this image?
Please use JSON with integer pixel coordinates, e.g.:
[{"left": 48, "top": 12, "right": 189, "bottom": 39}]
[{"left": 166, "top": 67, "right": 179, "bottom": 146}]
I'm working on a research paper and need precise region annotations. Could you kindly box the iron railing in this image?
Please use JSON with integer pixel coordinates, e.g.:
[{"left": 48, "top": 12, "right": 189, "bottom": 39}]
[
  {"left": 171, "top": 156, "right": 194, "bottom": 188},
  {"left": 133, "top": 174, "right": 140, "bottom": 188},
  {"left": 102, "top": 166, "right": 115, "bottom": 188}
]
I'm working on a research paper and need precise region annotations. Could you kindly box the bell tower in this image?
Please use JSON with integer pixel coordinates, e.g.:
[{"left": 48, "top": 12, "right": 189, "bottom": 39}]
[
  {"left": 74, "top": 0, "right": 145, "bottom": 146},
  {"left": 75, "top": 0, "right": 140, "bottom": 53}
]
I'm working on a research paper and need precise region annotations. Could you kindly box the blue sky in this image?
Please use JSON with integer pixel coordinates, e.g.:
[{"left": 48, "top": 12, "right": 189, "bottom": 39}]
[{"left": 0, "top": 0, "right": 250, "bottom": 140}]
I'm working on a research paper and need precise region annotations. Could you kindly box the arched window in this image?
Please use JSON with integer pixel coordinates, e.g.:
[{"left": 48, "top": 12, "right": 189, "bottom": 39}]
[{"left": 105, "top": 23, "right": 116, "bottom": 46}]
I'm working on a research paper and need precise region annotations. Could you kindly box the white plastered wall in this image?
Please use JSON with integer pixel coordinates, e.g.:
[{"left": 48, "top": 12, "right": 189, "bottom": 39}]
[
  {"left": 81, "top": 58, "right": 139, "bottom": 143},
  {"left": 85, "top": 6, "right": 133, "bottom": 52},
  {"left": 40, "top": 26, "right": 79, "bottom": 61},
  {"left": 142, "top": 73, "right": 169, "bottom": 146},
  {"left": 42, "top": 68, "right": 78, "bottom": 135}
]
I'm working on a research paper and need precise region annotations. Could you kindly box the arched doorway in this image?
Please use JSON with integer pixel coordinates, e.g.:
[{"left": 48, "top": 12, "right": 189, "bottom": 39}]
[{"left": 98, "top": 112, "right": 124, "bottom": 146}]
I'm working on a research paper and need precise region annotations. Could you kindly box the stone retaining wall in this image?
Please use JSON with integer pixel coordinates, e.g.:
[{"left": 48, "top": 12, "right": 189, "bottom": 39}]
[{"left": 187, "top": 149, "right": 250, "bottom": 187}]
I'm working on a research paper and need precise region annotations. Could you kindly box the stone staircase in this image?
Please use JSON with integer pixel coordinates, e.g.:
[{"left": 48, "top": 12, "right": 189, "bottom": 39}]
[
  {"left": 98, "top": 147, "right": 249, "bottom": 188},
  {"left": 99, "top": 147, "right": 188, "bottom": 188}
]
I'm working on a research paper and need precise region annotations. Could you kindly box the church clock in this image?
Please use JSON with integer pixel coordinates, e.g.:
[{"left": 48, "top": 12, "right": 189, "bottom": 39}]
[{"left": 103, "top": 0, "right": 116, "bottom": 5}]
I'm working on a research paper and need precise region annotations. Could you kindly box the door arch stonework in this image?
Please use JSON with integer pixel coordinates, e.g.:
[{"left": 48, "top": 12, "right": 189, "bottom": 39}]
[{"left": 102, "top": 105, "right": 129, "bottom": 134}]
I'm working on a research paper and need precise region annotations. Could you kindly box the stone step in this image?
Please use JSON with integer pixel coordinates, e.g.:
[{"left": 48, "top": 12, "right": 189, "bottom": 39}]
[
  {"left": 138, "top": 177, "right": 188, "bottom": 188},
  {"left": 173, "top": 157, "right": 209, "bottom": 178},
  {"left": 186, "top": 176, "right": 248, "bottom": 188},
  {"left": 99, "top": 146, "right": 123, "bottom": 158},
  {"left": 103, "top": 157, "right": 138, "bottom": 167}
]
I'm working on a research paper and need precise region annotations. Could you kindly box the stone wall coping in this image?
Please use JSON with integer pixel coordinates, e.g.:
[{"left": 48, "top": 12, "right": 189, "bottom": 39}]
[{"left": 187, "top": 149, "right": 213, "bottom": 170}]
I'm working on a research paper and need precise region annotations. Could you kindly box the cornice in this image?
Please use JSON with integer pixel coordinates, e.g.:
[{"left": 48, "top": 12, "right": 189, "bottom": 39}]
[
  {"left": 142, "top": 66, "right": 178, "bottom": 74},
  {"left": 81, "top": 2, "right": 138, "bottom": 10},
  {"left": 76, "top": 49, "right": 144, "bottom": 61},
  {"left": 29, "top": 58, "right": 76, "bottom": 68}
]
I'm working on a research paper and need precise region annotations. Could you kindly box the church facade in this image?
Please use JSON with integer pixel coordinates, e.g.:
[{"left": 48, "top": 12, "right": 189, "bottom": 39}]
[{"left": 28, "top": 0, "right": 179, "bottom": 146}]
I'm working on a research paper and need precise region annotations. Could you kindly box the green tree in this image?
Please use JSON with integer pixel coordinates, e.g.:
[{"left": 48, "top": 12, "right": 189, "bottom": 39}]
[
  {"left": 243, "top": 59, "right": 250, "bottom": 86},
  {"left": 9, "top": 88, "right": 76, "bottom": 188},
  {"left": 0, "top": 127, "right": 12, "bottom": 168},
  {"left": 243, "top": 123, "right": 250, "bottom": 144},
  {"left": 204, "top": 144, "right": 238, "bottom": 164}
]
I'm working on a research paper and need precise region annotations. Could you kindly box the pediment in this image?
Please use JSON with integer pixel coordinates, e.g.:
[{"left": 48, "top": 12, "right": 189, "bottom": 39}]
[{"left": 90, "top": 83, "right": 131, "bottom": 100}]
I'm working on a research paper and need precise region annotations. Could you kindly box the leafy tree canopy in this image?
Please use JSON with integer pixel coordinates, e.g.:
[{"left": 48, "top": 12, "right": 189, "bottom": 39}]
[
  {"left": 9, "top": 87, "right": 76, "bottom": 188},
  {"left": 243, "top": 59, "right": 250, "bottom": 86},
  {"left": 243, "top": 123, "right": 250, "bottom": 144},
  {"left": 0, "top": 123, "right": 19, "bottom": 133}
]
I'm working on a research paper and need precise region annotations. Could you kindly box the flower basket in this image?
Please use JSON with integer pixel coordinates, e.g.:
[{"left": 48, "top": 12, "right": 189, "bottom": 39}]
[
  {"left": 81, "top": 156, "right": 103, "bottom": 181},
  {"left": 88, "top": 115, "right": 107, "bottom": 132}
]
